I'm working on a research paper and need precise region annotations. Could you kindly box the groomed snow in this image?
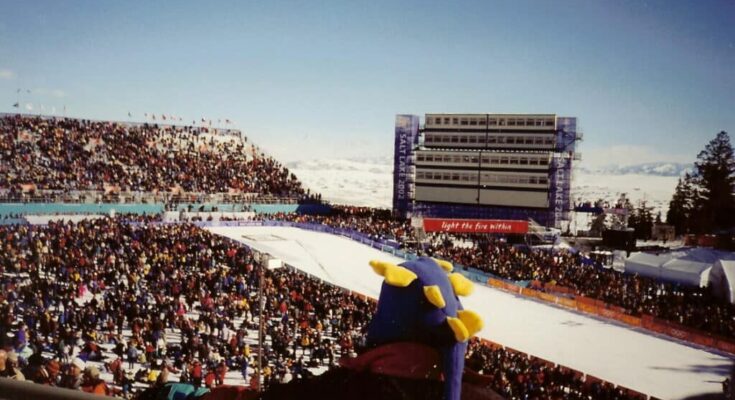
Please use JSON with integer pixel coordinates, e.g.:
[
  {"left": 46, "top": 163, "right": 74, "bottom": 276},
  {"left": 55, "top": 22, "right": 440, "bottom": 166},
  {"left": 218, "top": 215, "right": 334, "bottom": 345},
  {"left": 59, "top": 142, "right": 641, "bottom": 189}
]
[{"left": 208, "top": 226, "right": 734, "bottom": 400}]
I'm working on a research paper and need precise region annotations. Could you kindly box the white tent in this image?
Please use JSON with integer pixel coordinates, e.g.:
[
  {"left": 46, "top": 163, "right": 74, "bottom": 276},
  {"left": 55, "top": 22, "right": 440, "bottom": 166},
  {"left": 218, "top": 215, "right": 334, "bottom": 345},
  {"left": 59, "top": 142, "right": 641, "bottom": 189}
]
[
  {"left": 624, "top": 252, "right": 671, "bottom": 279},
  {"left": 624, "top": 248, "right": 735, "bottom": 287},
  {"left": 709, "top": 260, "right": 735, "bottom": 304}
]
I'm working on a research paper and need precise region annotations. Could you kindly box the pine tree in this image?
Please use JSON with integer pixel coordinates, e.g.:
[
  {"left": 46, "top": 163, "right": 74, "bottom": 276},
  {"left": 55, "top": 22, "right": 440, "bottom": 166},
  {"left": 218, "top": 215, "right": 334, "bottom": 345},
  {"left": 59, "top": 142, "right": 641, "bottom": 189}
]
[
  {"left": 667, "top": 173, "right": 699, "bottom": 235},
  {"left": 692, "top": 131, "right": 735, "bottom": 232},
  {"left": 629, "top": 201, "right": 654, "bottom": 240}
]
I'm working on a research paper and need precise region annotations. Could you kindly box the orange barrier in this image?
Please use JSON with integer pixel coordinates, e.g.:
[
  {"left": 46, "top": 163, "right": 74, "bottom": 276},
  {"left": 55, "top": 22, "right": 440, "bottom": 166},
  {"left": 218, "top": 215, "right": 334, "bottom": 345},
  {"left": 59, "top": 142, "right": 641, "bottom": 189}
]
[
  {"left": 538, "top": 292, "right": 558, "bottom": 304},
  {"left": 688, "top": 333, "right": 715, "bottom": 348},
  {"left": 557, "top": 297, "right": 577, "bottom": 309},
  {"left": 502, "top": 281, "right": 521, "bottom": 294},
  {"left": 520, "top": 287, "right": 541, "bottom": 299},
  {"left": 576, "top": 302, "right": 598, "bottom": 315},
  {"left": 618, "top": 386, "right": 648, "bottom": 399},
  {"left": 487, "top": 278, "right": 504, "bottom": 289},
  {"left": 616, "top": 313, "right": 642, "bottom": 327},
  {"left": 715, "top": 339, "right": 735, "bottom": 354}
]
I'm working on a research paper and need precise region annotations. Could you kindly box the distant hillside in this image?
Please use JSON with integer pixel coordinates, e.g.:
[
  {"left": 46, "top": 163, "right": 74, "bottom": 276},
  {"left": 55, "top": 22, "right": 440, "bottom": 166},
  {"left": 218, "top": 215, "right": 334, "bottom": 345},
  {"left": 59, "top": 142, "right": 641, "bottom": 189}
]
[
  {"left": 577, "top": 162, "right": 692, "bottom": 177},
  {"left": 287, "top": 157, "right": 683, "bottom": 211}
]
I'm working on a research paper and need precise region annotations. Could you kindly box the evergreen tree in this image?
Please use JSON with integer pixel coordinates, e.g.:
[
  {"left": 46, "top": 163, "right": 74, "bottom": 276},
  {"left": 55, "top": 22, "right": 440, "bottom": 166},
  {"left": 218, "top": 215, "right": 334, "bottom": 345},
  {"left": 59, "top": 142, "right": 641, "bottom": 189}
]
[
  {"left": 629, "top": 200, "right": 654, "bottom": 240},
  {"left": 668, "top": 172, "right": 704, "bottom": 235},
  {"left": 692, "top": 131, "right": 735, "bottom": 232}
]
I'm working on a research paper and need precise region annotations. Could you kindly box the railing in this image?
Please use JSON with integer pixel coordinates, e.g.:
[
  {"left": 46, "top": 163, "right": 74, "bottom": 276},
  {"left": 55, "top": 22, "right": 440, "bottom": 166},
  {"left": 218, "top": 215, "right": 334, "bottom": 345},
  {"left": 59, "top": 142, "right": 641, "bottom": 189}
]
[
  {"left": 0, "top": 189, "right": 317, "bottom": 206},
  {"left": 0, "top": 378, "right": 116, "bottom": 400}
]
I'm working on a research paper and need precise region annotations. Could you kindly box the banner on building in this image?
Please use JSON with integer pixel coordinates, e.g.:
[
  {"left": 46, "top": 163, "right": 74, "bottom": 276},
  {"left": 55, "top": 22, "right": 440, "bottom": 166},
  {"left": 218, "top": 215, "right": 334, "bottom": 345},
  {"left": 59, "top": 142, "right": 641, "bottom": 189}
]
[
  {"left": 423, "top": 218, "right": 529, "bottom": 234},
  {"left": 392, "top": 115, "right": 420, "bottom": 218}
]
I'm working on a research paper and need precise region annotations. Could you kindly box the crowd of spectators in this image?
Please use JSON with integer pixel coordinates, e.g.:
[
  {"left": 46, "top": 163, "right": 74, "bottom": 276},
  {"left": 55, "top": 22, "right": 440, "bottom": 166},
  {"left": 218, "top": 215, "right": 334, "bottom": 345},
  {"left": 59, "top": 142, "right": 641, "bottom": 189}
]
[
  {"left": 0, "top": 216, "right": 650, "bottom": 399},
  {"left": 0, "top": 217, "right": 378, "bottom": 397},
  {"left": 0, "top": 115, "right": 306, "bottom": 198}
]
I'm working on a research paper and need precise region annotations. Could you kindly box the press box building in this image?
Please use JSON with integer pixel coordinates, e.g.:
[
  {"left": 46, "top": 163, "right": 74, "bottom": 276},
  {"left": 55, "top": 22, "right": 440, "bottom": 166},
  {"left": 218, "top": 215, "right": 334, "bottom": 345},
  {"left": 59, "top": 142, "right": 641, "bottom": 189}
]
[{"left": 392, "top": 113, "right": 581, "bottom": 228}]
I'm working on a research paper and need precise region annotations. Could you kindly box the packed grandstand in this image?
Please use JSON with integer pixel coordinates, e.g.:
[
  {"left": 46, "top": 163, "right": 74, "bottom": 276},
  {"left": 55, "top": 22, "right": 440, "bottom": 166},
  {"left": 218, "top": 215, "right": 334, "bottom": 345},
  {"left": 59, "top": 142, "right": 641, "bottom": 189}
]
[{"left": 0, "top": 114, "right": 733, "bottom": 399}]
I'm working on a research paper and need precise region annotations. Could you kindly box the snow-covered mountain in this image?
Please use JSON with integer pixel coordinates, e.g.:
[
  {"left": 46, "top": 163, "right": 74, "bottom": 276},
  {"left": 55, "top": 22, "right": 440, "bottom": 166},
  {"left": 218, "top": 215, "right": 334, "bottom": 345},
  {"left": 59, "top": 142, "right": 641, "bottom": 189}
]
[{"left": 288, "top": 158, "right": 681, "bottom": 216}]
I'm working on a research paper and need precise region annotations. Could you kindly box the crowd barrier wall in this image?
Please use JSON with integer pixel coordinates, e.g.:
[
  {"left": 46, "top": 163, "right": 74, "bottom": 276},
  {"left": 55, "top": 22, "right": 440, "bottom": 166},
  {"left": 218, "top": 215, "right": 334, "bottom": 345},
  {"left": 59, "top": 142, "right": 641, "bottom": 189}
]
[
  {"left": 0, "top": 203, "right": 165, "bottom": 216},
  {"left": 0, "top": 202, "right": 332, "bottom": 217}
]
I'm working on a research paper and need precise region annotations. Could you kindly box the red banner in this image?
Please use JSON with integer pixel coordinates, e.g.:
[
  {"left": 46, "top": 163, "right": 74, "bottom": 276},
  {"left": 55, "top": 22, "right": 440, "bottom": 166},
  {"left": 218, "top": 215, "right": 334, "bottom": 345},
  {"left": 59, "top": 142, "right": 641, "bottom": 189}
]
[{"left": 423, "top": 218, "right": 529, "bottom": 234}]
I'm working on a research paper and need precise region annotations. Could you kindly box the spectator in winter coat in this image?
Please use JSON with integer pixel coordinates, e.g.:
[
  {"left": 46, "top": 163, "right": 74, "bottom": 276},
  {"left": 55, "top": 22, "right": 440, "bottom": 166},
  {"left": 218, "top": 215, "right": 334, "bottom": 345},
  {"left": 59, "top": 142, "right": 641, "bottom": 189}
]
[
  {"left": 0, "top": 349, "right": 23, "bottom": 379},
  {"left": 60, "top": 357, "right": 85, "bottom": 390},
  {"left": 81, "top": 366, "right": 109, "bottom": 395}
]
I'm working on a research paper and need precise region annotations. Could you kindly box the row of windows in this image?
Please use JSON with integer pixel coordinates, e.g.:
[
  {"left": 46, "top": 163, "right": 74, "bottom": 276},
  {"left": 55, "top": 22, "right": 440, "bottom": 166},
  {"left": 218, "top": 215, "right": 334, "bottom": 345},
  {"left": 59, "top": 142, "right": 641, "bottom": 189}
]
[
  {"left": 416, "top": 171, "right": 549, "bottom": 185},
  {"left": 416, "top": 153, "right": 550, "bottom": 166},
  {"left": 424, "top": 134, "right": 555, "bottom": 146},
  {"left": 426, "top": 116, "right": 555, "bottom": 127}
]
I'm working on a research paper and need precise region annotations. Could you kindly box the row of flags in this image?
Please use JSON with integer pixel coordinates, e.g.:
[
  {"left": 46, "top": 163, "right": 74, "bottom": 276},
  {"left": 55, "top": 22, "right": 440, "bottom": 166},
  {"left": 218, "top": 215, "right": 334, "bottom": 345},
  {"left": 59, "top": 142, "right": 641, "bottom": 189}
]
[
  {"left": 11, "top": 102, "right": 65, "bottom": 114},
  {"left": 138, "top": 112, "right": 234, "bottom": 127},
  {"left": 12, "top": 88, "right": 66, "bottom": 115},
  {"left": 8, "top": 88, "right": 234, "bottom": 127}
]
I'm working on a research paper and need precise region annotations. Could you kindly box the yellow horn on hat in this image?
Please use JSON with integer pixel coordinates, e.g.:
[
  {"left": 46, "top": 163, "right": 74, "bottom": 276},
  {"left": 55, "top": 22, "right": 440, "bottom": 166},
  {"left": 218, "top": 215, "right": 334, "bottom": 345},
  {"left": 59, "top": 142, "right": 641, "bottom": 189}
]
[
  {"left": 446, "top": 316, "right": 470, "bottom": 342},
  {"left": 432, "top": 258, "right": 454, "bottom": 272},
  {"left": 369, "top": 260, "right": 417, "bottom": 287},
  {"left": 457, "top": 310, "right": 483, "bottom": 337},
  {"left": 423, "top": 285, "right": 446, "bottom": 308},
  {"left": 448, "top": 273, "right": 474, "bottom": 296}
]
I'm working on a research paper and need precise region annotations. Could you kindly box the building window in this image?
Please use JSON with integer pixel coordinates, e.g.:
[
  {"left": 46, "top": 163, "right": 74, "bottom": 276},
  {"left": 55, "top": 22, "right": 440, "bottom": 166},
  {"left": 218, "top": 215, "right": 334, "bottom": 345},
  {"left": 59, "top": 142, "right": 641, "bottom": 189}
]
[
  {"left": 417, "top": 154, "right": 425, "bottom": 162},
  {"left": 468, "top": 136, "right": 477, "bottom": 143},
  {"left": 453, "top": 118, "right": 459, "bottom": 124},
  {"left": 545, "top": 120, "right": 554, "bottom": 126},
  {"left": 489, "top": 119, "right": 497, "bottom": 125},
  {"left": 461, "top": 119, "right": 468, "bottom": 126},
  {"left": 500, "top": 157, "right": 509, "bottom": 164},
  {"left": 487, "top": 137, "right": 497, "bottom": 144},
  {"left": 460, "top": 136, "right": 468, "bottom": 143},
  {"left": 508, "top": 119, "right": 516, "bottom": 126},
  {"left": 509, "top": 157, "right": 519, "bottom": 165},
  {"left": 470, "top": 119, "right": 478, "bottom": 126},
  {"left": 519, "top": 158, "right": 529, "bottom": 165},
  {"left": 506, "top": 137, "right": 515, "bottom": 144}
]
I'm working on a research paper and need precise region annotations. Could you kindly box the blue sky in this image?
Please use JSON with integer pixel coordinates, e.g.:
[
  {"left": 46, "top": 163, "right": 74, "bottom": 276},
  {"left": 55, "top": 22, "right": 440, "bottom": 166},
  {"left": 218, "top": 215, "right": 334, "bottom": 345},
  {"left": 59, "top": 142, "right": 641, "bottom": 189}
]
[{"left": 0, "top": 0, "right": 733, "bottom": 165}]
